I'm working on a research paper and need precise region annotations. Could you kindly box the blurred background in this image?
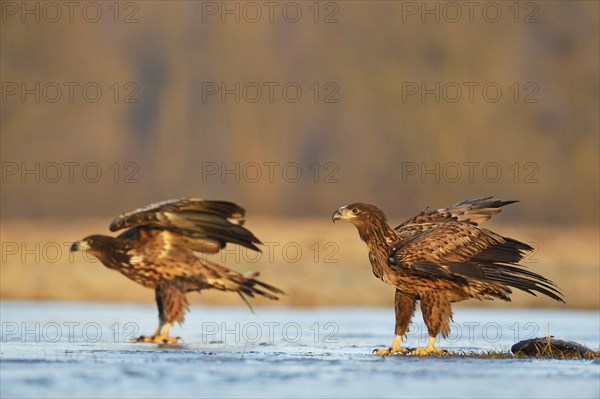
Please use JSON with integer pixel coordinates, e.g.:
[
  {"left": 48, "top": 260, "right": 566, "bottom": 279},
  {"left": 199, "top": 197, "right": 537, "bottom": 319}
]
[{"left": 1, "top": 1, "right": 598, "bottom": 308}]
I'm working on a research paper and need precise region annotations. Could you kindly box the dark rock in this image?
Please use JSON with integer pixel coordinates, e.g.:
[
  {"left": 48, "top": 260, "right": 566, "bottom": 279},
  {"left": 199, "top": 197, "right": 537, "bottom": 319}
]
[{"left": 511, "top": 336, "right": 598, "bottom": 359}]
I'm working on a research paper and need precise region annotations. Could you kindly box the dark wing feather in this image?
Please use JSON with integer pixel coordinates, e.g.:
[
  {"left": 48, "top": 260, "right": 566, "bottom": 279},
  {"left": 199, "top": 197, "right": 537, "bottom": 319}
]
[
  {"left": 110, "top": 198, "right": 261, "bottom": 252},
  {"left": 395, "top": 196, "right": 518, "bottom": 229},
  {"left": 445, "top": 261, "right": 562, "bottom": 302},
  {"left": 110, "top": 198, "right": 246, "bottom": 229},
  {"left": 390, "top": 222, "right": 563, "bottom": 302}
]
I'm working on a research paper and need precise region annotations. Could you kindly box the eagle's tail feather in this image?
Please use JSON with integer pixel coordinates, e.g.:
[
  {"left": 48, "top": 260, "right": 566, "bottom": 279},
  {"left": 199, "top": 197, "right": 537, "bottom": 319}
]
[
  {"left": 448, "top": 261, "right": 564, "bottom": 303},
  {"left": 238, "top": 292, "right": 256, "bottom": 314},
  {"left": 236, "top": 272, "right": 284, "bottom": 301},
  {"left": 202, "top": 262, "right": 284, "bottom": 308}
]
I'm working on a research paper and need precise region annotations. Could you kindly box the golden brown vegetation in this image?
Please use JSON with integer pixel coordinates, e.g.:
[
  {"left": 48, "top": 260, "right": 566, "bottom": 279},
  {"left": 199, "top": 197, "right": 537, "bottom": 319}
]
[{"left": 1, "top": 218, "right": 597, "bottom": 308}]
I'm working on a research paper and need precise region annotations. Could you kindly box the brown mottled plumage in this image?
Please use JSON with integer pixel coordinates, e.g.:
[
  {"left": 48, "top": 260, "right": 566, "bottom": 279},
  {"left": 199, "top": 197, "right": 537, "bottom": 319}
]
[
  {"left": 71, "top": 198, "right": 283, "bottom": 343},
  {"left": 333, "top": 196, "right": 563, "bottom": 355}
]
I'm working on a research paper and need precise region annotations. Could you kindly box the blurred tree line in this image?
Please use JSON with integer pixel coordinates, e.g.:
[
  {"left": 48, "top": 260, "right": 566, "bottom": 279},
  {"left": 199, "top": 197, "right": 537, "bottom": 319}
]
[{"left": 1, "top": 1, "right": 598, "bottom": 224}]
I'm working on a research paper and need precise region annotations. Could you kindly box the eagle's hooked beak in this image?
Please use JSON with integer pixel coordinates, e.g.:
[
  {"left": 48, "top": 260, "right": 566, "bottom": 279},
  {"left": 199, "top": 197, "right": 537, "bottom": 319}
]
[
  {"left": 332, "top": 207, "right": 352, "bottom": 222},
  {"left": 332, "top": 210, "right": 340, "bottom": 222}
]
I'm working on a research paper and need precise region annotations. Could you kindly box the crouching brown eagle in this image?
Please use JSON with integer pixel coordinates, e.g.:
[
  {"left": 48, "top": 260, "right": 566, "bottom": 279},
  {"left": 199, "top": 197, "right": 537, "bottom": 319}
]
[
  {"left": 71, "top": 198, "right": 283, "bottom": 343},
  {"left": 333, "top": 197, "right": 563, "bottom": 355}
]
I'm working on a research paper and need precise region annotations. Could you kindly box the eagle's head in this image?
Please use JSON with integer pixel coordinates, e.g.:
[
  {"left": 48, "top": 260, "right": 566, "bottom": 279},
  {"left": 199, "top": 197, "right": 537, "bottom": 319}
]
[
  {"left": 332, "top": 203, "right": 393, "bottom": 246},
  {"left": 70, "top": 234, "right": 128, "bottom": 265},
  {"left": 70, "top": 235, "right": 109, "bottom": 252},
  {"left": 332, "top": 203, "right": 387, "bottom": 225},
  {"left": 72, "top": 234, "right": 138, "bottom": 272}
]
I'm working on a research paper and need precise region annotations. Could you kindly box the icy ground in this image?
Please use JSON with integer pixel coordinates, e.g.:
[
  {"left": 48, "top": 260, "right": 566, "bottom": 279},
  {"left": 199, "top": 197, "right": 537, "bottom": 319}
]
[{"left": 1, "top": 301, "right": 598, "bottom": 398}]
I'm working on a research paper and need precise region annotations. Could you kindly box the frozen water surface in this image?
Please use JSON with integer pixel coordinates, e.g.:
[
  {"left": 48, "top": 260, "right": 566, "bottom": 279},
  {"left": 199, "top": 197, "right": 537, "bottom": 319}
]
[{"left": 1, "top": 301, "right": 598, "bottom": 398}]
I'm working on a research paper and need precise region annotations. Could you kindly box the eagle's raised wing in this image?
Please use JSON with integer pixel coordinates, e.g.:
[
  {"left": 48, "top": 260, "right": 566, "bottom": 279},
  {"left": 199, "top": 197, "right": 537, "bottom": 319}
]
[
  {"left": 389, "top": 222, "right": 563, "bottom": 302},
  {"left": 395, "top": 196, "right": 518, "bottom": 229},
  {"left": 110, "top": 198, "right": 261, "bottom": 252}
]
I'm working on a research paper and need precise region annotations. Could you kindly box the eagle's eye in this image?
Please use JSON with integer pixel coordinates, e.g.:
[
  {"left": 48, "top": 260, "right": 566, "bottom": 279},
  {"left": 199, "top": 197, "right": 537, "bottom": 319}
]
[{"left": 352, "top": 208, "right": 359, "bottom": 214}]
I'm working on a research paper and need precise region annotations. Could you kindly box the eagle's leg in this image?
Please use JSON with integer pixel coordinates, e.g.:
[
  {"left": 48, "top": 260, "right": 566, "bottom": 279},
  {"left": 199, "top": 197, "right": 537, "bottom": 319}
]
[
  {"left": 413, "top": 291, "right": 451, "bottom": 356},
  {"left": 373, "top": 289, "right": 415, "bottom": 355},
  {"left": 135, "top": 283, "right": 188, "bottom": 344}
]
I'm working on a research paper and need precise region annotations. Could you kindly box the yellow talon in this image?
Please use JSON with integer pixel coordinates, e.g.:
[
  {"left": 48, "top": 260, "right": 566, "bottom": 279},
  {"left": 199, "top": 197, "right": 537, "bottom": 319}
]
[
  {"left": 134, "top": 322, "right": 180, "bottom": 344},
  {"left": 373, "top": 347, "right": 408, "bottom": 355},
  {"left": 412, "top": 337, "right": 444, "bottom": 356},
  {"left": 156, "top": 335, "right": 180, "bottom": 344},
  {"left": 373, "top": 335, "right": 408, "bottom": 355}
]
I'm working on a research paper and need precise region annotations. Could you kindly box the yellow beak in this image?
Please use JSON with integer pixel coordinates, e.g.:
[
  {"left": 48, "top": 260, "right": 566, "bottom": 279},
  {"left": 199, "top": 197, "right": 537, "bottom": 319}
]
[{"left": 332, "top": 207, "right": 354, "bottom": 222}]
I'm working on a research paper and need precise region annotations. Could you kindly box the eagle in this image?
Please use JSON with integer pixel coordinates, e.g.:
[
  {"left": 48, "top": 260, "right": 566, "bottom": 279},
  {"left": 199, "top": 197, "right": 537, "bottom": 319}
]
[
  {"left": 332, "top": 196, "right": 563, "bottom": 355},
  {"left": 71, "top": 198, "right": 283, "bottom": 343}
]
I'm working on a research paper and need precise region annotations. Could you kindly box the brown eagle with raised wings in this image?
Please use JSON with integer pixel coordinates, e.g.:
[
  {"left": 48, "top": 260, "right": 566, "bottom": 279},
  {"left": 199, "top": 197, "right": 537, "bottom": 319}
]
[
  {"left": 71, "top": 198, "right": 283, "bottom": 343},
  {"left": 333, "top": 197, "right": 563, "bottom": 355}
]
